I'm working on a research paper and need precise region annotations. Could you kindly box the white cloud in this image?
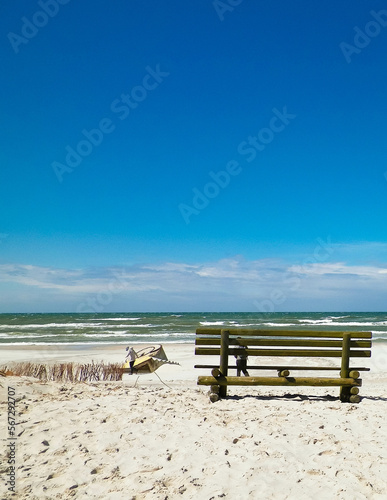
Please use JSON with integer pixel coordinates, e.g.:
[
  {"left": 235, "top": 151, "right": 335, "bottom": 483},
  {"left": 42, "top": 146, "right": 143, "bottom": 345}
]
[
  {"left": 289, "top": 262, "right": 387, "bottom": 279},
  {"left": 0, "top": 264, "right": 84, "bottom": 290},
  {"left": 0, "top": 256, "right": 387, "bottom": 312}
]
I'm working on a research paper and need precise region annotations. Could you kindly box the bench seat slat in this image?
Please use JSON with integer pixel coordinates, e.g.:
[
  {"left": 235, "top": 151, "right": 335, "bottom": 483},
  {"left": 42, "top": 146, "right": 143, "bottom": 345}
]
[
  {"left": 194, "top": 364, "right": 370, "bottom": 371},
  {"left": 195, "top": 338, "right": 372, "bottom": 348},
  {"left": 196, "top": 328, "right": 372, "bottom": 339},
  {"left": 195, "top": 347, "right": 371, "bottom": 357}
]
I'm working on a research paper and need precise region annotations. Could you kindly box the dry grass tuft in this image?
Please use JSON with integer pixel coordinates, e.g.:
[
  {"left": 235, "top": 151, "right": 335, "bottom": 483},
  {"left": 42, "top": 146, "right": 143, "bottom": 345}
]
[{"left": 0, "top": 361, "right": 124, "bottom": 383}]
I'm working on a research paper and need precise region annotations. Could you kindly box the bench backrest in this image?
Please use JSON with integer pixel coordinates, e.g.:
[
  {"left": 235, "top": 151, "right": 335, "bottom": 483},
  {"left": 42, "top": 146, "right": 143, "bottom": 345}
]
[{"left": 195, "top": 328, "right": 372, "bottom": 359}]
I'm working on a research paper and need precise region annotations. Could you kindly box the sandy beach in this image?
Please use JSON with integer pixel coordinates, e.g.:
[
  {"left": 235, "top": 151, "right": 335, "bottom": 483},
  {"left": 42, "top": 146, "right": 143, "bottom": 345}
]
[{"left": 1, "top": 343, "right": 387, "bottom": 499}]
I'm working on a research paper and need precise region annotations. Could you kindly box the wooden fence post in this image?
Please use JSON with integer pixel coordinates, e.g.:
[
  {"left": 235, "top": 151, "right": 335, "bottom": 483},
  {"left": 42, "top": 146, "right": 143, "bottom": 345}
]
[{"left": 219, "top": 329, "right": 229, "bottom": 398}]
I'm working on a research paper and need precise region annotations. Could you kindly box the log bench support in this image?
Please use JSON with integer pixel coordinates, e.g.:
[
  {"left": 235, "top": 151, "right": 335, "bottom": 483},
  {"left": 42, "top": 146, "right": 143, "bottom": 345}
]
[
  {"left": 340, "top": 332, "right": 351, "bottom": 402},
  {"left": 195, "top": 328, "right": 372, "bottom": 403},
  {"left": 219, "top": 329, "right": 229, "bottom": 398}
]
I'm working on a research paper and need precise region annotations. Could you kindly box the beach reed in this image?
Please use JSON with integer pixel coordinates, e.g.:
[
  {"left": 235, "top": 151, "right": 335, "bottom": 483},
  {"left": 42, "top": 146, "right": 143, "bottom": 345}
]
[{"left": 0, "top": 361, "right": 124, "bottom": 383}]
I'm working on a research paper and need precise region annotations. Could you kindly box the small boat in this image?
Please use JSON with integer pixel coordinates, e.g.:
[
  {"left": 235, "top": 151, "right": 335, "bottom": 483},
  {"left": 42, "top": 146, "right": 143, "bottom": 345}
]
[{"left": 122, "top": 345, "right": 178, "bottom": 374}]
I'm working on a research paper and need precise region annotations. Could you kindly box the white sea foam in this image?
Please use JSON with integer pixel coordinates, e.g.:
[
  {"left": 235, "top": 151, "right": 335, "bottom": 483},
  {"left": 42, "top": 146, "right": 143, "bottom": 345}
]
[
  {"left": 0, "top": 322, "right": 104, "bottom": 329},
  {"left": 0, "top": 334, "right": 65, "bottom": 340},
  {"left": 125, "top": 324, "right": 159, "bottom": 328},
  {"left": 90, "top": 317, "right": 141, "bottom": 321},
  {"left": 199, "top": 321, "right": 225, "bottom": 326},
  {"left": 83, "top": 333, "right": 128, "bottom": 338},
  {"left": 262, "top": 323, "right": 295, "bottom": 327},
  {"left": 231, "top": 323, "right": 260, "bottom": 327},
  {"left": 331, "top": 321, "right": 387, "bottom": 327},
  {"left": 299, "top": 319, "right": 334, "bottom": 324},
  {"left": 0, "top": 340, "right": 193, "bottom": 346},
  {"left": 0, "top": 323, "right": 165, "bottom": 331},
  {"left": 300, "top": 320, "right": 387, "bottom": 327},
  {"left": 77, "top": 332, "right": 195, "bottom": 339}
]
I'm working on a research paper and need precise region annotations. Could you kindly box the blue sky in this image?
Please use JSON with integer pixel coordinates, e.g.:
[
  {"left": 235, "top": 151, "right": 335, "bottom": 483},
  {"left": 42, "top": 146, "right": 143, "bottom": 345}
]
[{"left": 1, "top": 0, "right": 387, "bottom": 312}]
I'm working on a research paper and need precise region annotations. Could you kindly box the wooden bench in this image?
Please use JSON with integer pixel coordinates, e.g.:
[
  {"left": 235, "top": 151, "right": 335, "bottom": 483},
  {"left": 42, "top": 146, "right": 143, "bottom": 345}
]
[{"left": 194, "top": 328, "right": 372, "bottom": 403}]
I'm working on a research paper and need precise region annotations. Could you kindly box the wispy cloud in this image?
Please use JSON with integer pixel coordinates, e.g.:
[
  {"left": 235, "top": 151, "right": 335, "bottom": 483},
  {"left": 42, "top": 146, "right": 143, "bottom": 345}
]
[
  {"left": 328, "top": 242, "right": 387, "bottom": 265},
  {"left": 289, "top": 262, "right": 387, "bottom": 279},
  {"left": 0, "top": 264, "right": 162, "bottom": 294},
  {"left": 0, "top": 255, "right": 387, "bottom": 312},
  {"left": 0, "top": 264, "right": 85, "bottom": 290}
]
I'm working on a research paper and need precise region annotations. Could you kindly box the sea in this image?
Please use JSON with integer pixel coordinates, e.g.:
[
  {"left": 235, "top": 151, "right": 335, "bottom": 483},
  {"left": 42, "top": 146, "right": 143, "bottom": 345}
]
[{"left": 0, "top": 312, "right": 386, "bottom": 346}]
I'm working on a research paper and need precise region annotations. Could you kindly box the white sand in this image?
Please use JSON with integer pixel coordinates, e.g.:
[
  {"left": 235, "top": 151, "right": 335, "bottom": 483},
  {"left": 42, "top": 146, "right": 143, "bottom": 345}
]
[{"left": 1, "top": 343, "right": 387, "bottom": 499}]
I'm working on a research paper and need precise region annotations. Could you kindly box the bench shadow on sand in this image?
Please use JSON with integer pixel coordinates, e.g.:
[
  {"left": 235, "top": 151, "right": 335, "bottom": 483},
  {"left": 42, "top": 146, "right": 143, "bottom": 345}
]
[{"left": 226, "top": 393, "right": 387, "bottom": 403}]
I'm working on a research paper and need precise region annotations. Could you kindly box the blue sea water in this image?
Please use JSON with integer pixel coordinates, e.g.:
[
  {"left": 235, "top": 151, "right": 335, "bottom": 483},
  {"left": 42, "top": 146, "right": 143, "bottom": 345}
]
[{"left": 0, "top": 312, "right": 386, "bottom": 345}]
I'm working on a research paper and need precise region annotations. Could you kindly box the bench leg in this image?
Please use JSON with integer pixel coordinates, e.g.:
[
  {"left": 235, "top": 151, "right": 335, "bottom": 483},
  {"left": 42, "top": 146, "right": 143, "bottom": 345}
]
[
  {"left": 340, "top": 386, "right": 351, "bottom": 402},
  {"left": 219, "top": 329, "right": 229, "bottom": 398},
  {"left": 208, "top": 385, "right": 220, "bottom": 402},
  {"left": 340, "top": 333, "right": 351, "bottom": 402}
]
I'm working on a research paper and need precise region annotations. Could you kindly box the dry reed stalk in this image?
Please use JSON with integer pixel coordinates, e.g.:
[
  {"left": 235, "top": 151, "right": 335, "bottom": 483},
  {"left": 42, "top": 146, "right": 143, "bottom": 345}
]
[{"left": 0, "top": 361, "right": 124, "bottom": 383}]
